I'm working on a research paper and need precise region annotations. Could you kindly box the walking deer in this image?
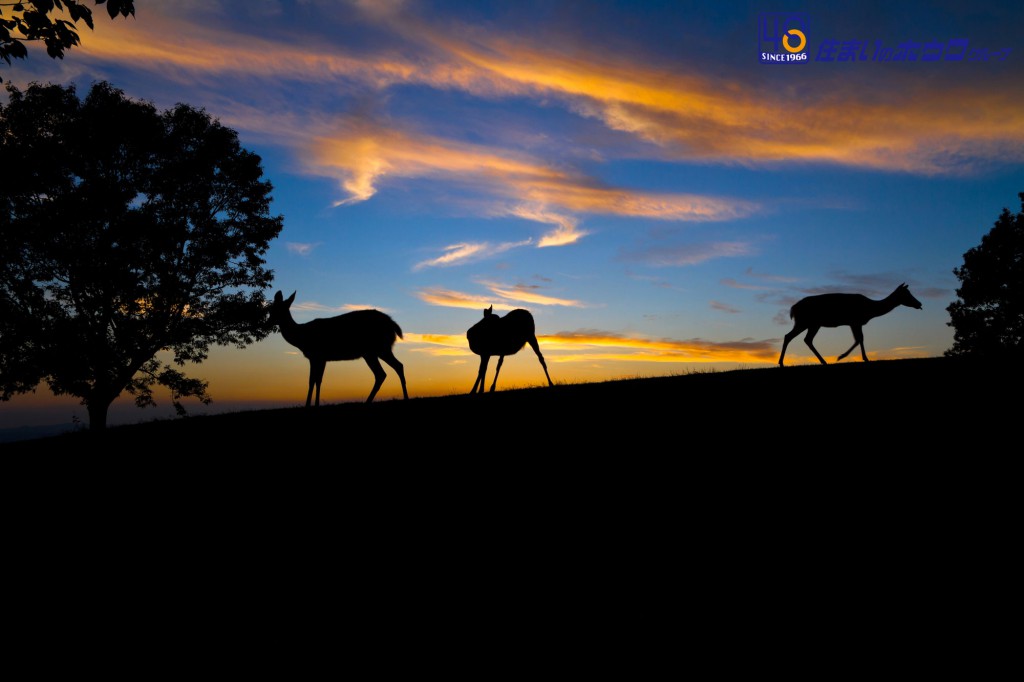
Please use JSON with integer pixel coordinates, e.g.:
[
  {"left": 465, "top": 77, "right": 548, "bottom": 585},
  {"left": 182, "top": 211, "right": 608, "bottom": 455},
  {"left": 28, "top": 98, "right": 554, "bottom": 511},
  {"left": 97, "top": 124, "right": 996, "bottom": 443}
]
[
  {"left": 778, "top": 282, "right": 922, "bottom": 366},
  {"left": 269, "top": 290, "right": 409, "bottom": 406},
  {"left": 467, "top": 306, "right": 553, "bottom": 393}
]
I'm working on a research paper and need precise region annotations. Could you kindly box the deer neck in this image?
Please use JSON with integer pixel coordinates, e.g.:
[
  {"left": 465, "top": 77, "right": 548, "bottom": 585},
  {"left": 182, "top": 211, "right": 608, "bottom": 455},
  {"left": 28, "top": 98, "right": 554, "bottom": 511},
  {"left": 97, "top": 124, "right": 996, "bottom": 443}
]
[
  {"left": 277, "top": 313, "right": 309, "bottom": 348},
  {"left": 871, "top": 292, "right": 903, "bottom": 319}
]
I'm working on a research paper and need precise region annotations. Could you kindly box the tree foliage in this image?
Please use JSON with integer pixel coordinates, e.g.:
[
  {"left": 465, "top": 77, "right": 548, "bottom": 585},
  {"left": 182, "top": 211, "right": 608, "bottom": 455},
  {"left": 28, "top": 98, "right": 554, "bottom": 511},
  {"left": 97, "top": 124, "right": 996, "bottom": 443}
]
[
  {"left": 946, "top": 192, "right": 1024, "bottom": 359},
  {"left": 0, "top": 80, "right": 284, "bottom": 429},
  {"left": 1, "top": 0, "right": 134, "bottom": 80}
]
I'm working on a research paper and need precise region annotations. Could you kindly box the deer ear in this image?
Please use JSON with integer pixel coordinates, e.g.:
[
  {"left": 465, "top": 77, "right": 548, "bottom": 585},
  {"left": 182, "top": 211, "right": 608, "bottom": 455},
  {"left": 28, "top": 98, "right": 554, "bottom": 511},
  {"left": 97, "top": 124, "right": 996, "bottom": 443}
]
[
  {"left": 286, "top": 291, "right": 296, "bottom": 305},
  {"left": 274, "top": 291, "right": 283, "bottom": 302}
]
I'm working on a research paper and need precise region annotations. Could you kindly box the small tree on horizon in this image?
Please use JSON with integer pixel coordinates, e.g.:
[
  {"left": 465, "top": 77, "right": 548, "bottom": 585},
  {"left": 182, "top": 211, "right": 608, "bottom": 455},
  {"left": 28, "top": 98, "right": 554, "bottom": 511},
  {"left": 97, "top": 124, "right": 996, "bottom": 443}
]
[
  {"left": 0, "top": 80, "right": 284, "bottom": 430},
  {"left": 945, "top": 191, "right": 1024, "bottom": 359}
]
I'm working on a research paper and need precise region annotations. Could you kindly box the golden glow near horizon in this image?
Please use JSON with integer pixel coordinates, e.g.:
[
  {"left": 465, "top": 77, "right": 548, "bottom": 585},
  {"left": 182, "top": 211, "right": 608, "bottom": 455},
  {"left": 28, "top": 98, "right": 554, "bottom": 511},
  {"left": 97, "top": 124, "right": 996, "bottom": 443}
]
[{"left": 403, "top": 328, "right": 778, "bottom": 364}]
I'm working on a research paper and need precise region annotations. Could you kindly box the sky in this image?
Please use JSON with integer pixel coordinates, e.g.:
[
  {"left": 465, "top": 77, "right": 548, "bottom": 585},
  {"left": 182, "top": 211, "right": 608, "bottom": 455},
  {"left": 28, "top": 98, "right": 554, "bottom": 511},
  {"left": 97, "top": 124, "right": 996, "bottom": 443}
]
[{"left": 2, "top": 0, "right": 1023, "bottom": 432}]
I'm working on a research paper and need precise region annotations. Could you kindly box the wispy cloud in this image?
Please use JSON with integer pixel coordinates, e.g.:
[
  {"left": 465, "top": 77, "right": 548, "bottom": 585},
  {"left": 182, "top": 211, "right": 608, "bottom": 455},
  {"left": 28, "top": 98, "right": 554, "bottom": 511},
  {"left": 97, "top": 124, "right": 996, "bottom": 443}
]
[
  {"left": 286, "top": 242, "right": 319, "bottom": 256},
  {"left": 415, "top": 283, "right": 585, "bottom": 309},
  {"left": 71, "top": 5, "right": 1024, "bottom": 177},
  {"left": 710, "top": 301, "right": 741, "bottom": 314},
  {"left": 414, "top": 288, "right": 492, "bottom": 310},
  {"left": 412, "top": 239, "right": 531, "bottom": 271},
  {"left": 621, "top": 241, "right": 755, "bottom": 267},
  {"left": 481, "top": 282, "right": 584, "bottom": 307},
  {"left": 504, "top": 205, "right": 589, "bottom": 247},
  {"left": 419, "top": 26, "right": 1024, "bottom": 174},
  {"left": 720, "top": 278, "right": 767, "bottom": 290},
  {"left": 742, "top": 268, "right": 799, "bottom": 284},
  {"left": 305, "top": 118, "right": 755, "bottom": 225}
]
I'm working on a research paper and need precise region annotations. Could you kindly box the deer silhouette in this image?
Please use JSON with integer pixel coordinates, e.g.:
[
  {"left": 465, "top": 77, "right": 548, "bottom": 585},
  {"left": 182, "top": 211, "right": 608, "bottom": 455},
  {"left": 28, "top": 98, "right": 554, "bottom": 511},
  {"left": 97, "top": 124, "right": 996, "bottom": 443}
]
[
  {"left": 269, "top": 290, "right": 409, "bottom": 406},
  {"left": 778, "top": 282, "right": 922, "bottom": 366},
  {"left": 467, "top": 305, "right": 553, "bottom": 393}
]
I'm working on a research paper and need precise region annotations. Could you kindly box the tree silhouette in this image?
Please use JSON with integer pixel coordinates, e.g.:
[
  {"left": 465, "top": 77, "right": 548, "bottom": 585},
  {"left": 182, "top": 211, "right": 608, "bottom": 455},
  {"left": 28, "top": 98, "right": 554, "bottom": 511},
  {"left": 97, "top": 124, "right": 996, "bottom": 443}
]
[
  {"left": 0, "top": 80, "right": 283, "bottom": 430},
  {"left": 946, "top": 191, "right": 1024, "bottom": 359},
  {"left": 1, "top": 1, "right": 135, "bottom": 81}
]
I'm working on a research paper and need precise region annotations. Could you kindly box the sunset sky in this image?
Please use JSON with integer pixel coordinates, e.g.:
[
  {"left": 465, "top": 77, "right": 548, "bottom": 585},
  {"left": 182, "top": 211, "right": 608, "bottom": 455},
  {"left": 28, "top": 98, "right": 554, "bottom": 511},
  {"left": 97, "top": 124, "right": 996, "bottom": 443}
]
[{"left": 2, "top": 0, "right": 1023, "bottom": 432}]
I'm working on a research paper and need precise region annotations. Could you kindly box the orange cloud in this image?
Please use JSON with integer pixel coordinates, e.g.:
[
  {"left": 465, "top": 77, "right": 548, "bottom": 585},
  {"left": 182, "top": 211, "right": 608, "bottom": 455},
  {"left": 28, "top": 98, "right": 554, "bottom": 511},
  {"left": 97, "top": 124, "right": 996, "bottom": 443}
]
[
  {"left": 70, "top": 5, "right": 1023, "bottom": 176},
  {"left": 421, "top": 29, "right": 1024, "bottom": 174},
  {"left": 414, "top": 288, "right": 499, "bottom": 310},
  {"left": 415, "top": 284, "right": 584, "bottom": 309},
  {"left": 480, "top": 283, "right": 584, "bottom": 308},
  {"left": 306, "top": 119, "right": 756, "bottom": 227},
  {"left": 505, "top": 205, "right": 589, "bottom": 247}
]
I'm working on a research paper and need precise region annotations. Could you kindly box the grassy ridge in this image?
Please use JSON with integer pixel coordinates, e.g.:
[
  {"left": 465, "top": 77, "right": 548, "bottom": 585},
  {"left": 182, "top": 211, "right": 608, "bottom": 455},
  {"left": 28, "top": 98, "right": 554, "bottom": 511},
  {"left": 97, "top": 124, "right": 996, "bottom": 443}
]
[
  {"left": 3, "top": 355, "right": 1016, "bottom": 564},
  {"left": 3, "top": 356, "right": 1011, "bottom": 453},
  {"left": 4, "top": 355, "right": 1014, "bottom": 637}
]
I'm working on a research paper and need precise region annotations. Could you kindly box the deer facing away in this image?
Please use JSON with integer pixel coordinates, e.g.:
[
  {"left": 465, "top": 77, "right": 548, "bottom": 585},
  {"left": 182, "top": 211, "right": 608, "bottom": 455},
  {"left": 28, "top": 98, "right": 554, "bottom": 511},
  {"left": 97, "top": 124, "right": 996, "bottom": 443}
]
[
  {"left": 778, "top": 282, "right": 922, "bottom": 366},
  {"left": 269, "top": 290, "right": 409, "bottom": 406},
  {"left": 467, "top": 306, "right": 553, "bottom": 393}
]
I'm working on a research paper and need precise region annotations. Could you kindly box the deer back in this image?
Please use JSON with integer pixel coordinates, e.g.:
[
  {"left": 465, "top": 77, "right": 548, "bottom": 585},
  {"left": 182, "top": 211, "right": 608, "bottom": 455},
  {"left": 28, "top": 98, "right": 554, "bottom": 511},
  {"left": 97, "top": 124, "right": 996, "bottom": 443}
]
[
  {"left": 791, "top": 293, "right": 873, "bottom": 328},
  {"left": 297, "top": 309, "right": 402, "bottom": 361},
  {"left": 467, "top": 308, "right": 536, "bottom": 356}
]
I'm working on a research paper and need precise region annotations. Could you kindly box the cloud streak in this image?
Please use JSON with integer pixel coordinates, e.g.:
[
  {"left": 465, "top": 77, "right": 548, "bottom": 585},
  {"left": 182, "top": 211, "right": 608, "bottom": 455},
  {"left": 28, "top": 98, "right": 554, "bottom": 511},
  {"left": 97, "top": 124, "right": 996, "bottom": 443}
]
[
  {"left": 305, "top": 119, "right": 755, "bottom": 225},
  {"left": 621, "top": 241, "right": 756, "bottom": 267},
  {"left": 412, "top": 239, "right": 532, "bottom": 270},
  {"left": 415, "top": 284, "right": 585, "bottom": 309},
  {"left": 69, "top": 4, "right": 1024, "bottom": 178}
]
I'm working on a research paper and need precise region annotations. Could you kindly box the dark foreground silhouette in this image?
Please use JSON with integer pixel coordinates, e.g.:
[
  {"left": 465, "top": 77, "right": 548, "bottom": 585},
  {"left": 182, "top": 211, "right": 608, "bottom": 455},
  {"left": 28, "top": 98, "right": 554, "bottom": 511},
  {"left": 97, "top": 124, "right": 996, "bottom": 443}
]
[
  {"left": 269, "top": 290, "right": 408, "bottom": 406},
  {"left": 6, "top": 355, "right": 1013, "bottom": 631},
  {"left": 779, "top": 283, "right": 923, "bottom": 366},
  {"left": 4, "top": 356, "right": 1013, "bottom": 454},
  {"left": 467, "top": 305, "right": 553, "bottom": 393}
]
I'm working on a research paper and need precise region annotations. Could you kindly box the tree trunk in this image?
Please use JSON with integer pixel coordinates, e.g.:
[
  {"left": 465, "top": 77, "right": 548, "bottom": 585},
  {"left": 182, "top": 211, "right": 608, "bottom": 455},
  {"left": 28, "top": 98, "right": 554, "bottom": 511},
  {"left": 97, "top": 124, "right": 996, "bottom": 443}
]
[{"left": 87, "top": 401, "right": 109, "bottom": 431}]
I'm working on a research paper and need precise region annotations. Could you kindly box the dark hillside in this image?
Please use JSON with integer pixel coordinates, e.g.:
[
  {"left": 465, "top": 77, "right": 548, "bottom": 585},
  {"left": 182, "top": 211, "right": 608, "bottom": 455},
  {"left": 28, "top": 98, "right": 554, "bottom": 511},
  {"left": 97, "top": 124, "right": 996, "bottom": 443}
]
[
  {"left": 3, "top": 356, "right": 1016, "bottom": 585},
  {"left": 4, "top": 356, "right": 1012, "bottom": 453}
]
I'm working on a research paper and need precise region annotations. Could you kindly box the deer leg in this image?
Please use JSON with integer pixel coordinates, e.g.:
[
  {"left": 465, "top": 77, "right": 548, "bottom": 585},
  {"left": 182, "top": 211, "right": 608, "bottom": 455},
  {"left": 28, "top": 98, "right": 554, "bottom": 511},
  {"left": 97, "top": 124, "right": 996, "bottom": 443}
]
[
  {"left": 779, "top": 324, "right": 806, "bottom": 366},
  {"left": 528, "top": 337, "right": 553, "bottom": 386},
  {"left": 837, "top": 326, "right": 866, "bottom": 362},
  {"left": 308, "top": 359, "right": 327, "bottom": 407},
  {"left": 380, "top": 349, "right": 409, "bottom": 399},
  {"left": 471, "top": 356, "right": 489, "bottom": 394},
  {"left": 363, "top": 356, "right": 388, "bottom": 403},
  {"left": 803, "top": 327, "right": 828, "bottom": 365},
  {"left": 489, "top": 355, "right": 505, "bottom": 392},
  {"left": 857, "top": 326, "right": 868, "bottom": 362}
]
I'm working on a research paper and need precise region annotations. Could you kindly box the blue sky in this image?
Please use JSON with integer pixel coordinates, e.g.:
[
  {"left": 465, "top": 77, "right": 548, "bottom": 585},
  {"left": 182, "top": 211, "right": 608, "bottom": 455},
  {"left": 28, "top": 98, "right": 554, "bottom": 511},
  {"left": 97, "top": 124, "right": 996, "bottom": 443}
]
[{"left": 2, "top": 0, "right": 1022, "bottom": 430}]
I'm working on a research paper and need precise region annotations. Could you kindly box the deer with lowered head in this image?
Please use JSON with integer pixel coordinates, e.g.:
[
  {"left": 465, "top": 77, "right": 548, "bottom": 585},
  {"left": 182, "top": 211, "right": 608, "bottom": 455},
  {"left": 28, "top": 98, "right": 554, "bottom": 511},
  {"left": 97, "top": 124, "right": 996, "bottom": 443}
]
[
  {"left": 467, "top": 305, "right": 553, "bottom": 393},
  {"left": 269, "top": 290, "right": 409, "bottom": 406},
  {"left": 778, "top": 282, "right": 922, "bottom": 366}
]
